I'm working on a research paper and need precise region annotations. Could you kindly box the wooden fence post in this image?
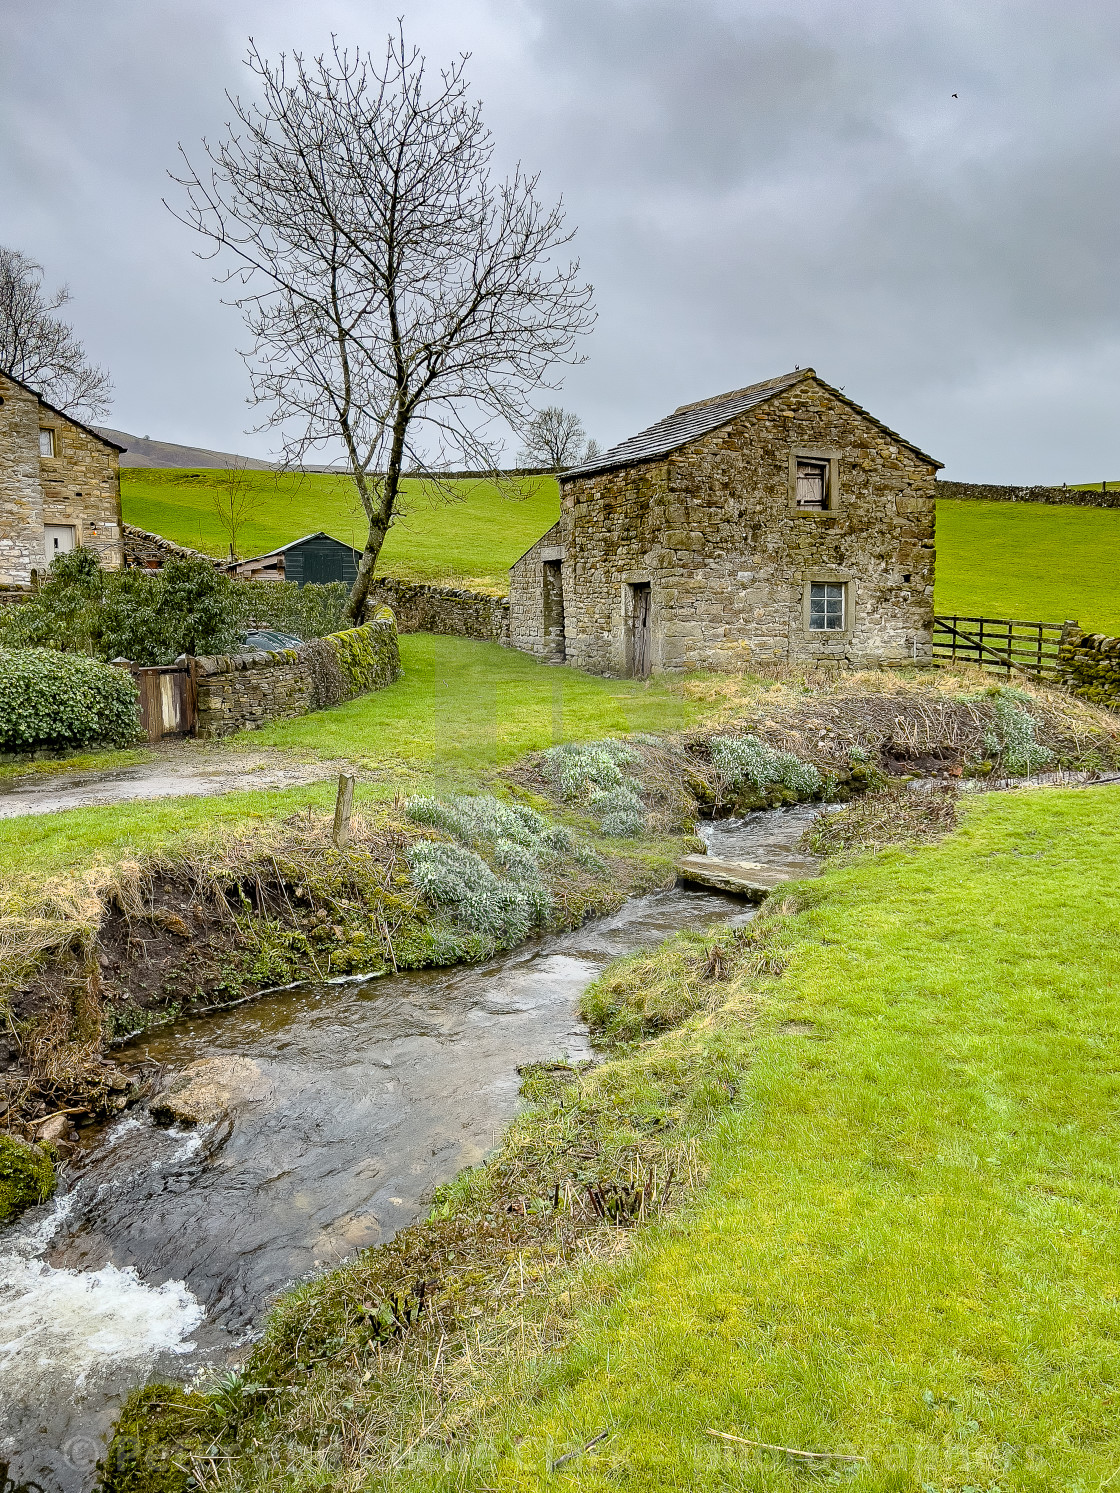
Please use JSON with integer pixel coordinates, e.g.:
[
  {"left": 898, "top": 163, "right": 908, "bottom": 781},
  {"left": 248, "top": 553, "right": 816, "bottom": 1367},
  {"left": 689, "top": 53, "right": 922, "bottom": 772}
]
[{"left": 332, "top": 773, "right": 356, "bottom": 848}]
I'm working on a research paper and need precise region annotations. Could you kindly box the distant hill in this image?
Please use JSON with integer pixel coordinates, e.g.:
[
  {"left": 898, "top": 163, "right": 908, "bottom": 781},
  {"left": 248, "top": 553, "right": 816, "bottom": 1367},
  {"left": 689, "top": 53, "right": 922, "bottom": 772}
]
[{"left": 94, "top": 427, "right": 279, "bottom": 470}]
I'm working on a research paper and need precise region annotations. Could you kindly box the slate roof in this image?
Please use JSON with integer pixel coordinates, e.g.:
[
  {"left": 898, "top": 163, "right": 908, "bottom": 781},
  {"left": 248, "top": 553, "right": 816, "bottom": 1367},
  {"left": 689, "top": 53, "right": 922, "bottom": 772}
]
[
  {"left": 0, "top": 368, "right": 126, "bottom": 452},
  {"left": 233, "top": 531, "right": 359, "bottom": 565},
  {"left": 559, "top": 368, "right": 941, "bottom": 480}
]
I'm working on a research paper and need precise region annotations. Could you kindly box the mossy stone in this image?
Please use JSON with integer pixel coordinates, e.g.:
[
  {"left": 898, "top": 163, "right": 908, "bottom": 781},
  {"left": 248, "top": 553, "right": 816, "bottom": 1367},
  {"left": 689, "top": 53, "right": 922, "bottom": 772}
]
[{"left": 0, "top": 1133, "right": 56, "bottom": 1225}]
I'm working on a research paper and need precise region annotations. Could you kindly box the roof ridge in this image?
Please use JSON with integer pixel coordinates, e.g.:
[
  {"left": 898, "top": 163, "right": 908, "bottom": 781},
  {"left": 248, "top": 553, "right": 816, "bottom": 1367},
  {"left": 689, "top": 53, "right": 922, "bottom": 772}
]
[
  {"left": 560, "top": 368, "right": 940, "bottom": 481},
  {"left": 672, "top": 369, "right": 807, "bottom": 415}
]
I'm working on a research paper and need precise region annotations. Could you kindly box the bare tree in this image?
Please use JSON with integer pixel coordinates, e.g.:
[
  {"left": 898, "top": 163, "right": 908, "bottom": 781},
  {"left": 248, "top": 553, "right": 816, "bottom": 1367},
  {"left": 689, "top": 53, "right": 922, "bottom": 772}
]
[
  {"left": 210, "top": 460, "right": 263, "bottom": 560},
  {"left": 170, "top": 33, "right": 595, "bottom": 621},
  {"left": 0, "top": 247, "right": 113, "bottom": 420},
  {"left": 517, "top": 406, "right": 596, "bottom": 471}
]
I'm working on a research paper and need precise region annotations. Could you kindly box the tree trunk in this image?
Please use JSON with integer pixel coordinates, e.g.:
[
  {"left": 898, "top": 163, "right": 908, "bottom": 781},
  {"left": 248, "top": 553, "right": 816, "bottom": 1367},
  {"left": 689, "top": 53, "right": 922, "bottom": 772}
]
[{"left": 344, "top": 416, "right": 407, "bottom": 624}]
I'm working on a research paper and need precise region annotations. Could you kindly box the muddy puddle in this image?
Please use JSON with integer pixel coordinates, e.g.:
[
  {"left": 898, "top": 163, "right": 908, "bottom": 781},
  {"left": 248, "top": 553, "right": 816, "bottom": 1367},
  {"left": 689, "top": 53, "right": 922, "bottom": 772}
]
[{"left": 0, "top": 807, "right": 819, "bottom": 1490}]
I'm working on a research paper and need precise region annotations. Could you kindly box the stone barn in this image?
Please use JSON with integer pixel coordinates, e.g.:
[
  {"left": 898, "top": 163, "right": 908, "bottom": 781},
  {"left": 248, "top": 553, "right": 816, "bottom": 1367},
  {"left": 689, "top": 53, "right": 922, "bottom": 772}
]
[
  {"left": 508, "top": 368, "right": 940, "bottom": 676},
  {"left": 0, "top": 369, "right": 125, "bottom": 586}
]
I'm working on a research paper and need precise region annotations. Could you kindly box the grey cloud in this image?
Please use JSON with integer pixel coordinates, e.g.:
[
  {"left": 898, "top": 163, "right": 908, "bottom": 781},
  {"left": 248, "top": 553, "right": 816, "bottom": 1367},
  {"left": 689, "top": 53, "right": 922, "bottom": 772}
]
[{"left": 1, "top": 0, "right": 1119, "bottom": 478}]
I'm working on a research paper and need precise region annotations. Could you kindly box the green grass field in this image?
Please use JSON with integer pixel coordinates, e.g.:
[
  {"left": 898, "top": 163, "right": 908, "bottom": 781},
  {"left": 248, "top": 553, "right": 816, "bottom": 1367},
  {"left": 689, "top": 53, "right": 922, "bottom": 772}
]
[
  {"left": 120, "top": 469, "right": 559, "bottom": 593},
  {"left": 122, "top": 471, "right": 1120, "bottom": 632},
  {"left": 0, "top": 634, "right": 701, "bottom": 888},
  {"left": 396, "top": 785, "right": 1120, "bottom": 1489},
  {"left": 935, "top": 498, "right": 1120, "bottom": 633}
]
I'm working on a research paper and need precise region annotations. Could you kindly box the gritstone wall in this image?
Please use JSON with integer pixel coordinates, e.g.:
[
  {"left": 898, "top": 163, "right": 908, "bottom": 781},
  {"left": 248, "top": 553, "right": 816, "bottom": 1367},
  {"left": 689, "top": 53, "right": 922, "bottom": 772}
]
[
  {"left": 939, "top": 480, "right": 1120, "bottom": 509},
  {"left": 193, "top": 613, "right": 401, "bottom": 738},
  {"left": 1059, "top": 627, "right": 1120, "bottom": 709},
  {"left": 365, "top": 576, "right": 510, "bottom": 645}
]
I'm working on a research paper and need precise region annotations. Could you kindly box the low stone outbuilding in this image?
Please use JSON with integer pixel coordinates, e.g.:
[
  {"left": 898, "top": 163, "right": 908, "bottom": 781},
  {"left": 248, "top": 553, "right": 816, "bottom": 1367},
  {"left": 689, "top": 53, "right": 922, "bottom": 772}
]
[
  {"left": 0, "top": 370, "right": 124, "bottom": 586},
  {"left": 508, "top": 369, "right": 940, "bottom": 676}
]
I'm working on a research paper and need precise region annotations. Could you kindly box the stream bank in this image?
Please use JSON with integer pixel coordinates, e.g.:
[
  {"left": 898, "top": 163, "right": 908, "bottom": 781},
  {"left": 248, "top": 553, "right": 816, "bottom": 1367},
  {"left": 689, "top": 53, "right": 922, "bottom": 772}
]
[{"left": 1, "top": 808, "right": 821, "bottom": 1492}]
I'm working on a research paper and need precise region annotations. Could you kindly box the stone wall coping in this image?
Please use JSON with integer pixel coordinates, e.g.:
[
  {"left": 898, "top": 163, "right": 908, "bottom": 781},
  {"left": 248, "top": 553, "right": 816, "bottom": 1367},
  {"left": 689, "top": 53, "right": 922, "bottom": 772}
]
[{"left": 194, "top": 616, "right": 394, "bottom": 677}]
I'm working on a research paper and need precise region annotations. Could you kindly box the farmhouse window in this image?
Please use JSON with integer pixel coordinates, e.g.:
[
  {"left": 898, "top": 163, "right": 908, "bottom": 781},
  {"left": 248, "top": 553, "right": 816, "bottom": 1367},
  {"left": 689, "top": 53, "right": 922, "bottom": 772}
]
[
  {"left": 809, "top": 581, "right": 845, "bottom": 631},
  {"left": 39, "top": 428, "right": 55, "bottom": 457},
  {"left": 796, "top": 460, "right": 828, "bottom": 510}
]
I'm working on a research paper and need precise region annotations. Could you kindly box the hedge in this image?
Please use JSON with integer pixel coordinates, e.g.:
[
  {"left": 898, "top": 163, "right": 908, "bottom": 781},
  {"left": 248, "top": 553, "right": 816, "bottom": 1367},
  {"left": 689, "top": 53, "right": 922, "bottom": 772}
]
[{"left": 0, "top": 648, "right": 141, "bottom": 752}]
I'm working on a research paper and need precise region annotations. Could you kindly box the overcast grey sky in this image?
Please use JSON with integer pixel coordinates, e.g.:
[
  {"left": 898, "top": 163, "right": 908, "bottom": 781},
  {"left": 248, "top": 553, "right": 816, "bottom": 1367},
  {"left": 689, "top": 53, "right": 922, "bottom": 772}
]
[{"left": 2, "top": 0, "right": 1118, "bottom": 480}]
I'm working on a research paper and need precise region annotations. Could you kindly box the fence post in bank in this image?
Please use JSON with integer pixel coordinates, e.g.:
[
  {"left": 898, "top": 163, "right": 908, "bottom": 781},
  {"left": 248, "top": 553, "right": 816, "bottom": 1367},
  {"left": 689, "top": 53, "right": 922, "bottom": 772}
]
[{"left": 332, "top": 774, "right": 356, "bottom": 849}]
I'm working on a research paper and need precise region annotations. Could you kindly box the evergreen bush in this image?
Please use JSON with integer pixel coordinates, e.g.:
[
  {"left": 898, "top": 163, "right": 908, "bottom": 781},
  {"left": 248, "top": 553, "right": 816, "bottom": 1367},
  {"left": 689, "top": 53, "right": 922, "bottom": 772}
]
[
  {"left": 0, "top": 550, "right": 242, "bottom": 664},
  {"left": 0, "top": 648, "right": 141, "bottom": 751}
]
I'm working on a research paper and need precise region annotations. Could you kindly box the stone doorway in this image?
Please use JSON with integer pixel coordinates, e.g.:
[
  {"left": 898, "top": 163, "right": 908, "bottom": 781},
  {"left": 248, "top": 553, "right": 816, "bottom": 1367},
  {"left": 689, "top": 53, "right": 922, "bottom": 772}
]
[
  {"left": 628, "top": 582, "right": 652, "bottom": 678},
  {"left": 542, "top": 559, "right": 565, "bottom": 661}
]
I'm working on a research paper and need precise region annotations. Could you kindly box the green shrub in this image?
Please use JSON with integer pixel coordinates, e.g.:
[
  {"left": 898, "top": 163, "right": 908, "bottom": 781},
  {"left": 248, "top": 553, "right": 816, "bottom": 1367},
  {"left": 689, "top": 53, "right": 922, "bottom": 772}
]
[
  {"left": 226, "top": 579, "right": 351, "bottom": 640},
  {"left": 0, "top": 1134, "right": 56, "bottom": 1224},
  {"left": 0, "top": 648, "right": 140, "bottom": 751},
  {"left": 0, "top": 550, "right": 242, "bottom": 664}
]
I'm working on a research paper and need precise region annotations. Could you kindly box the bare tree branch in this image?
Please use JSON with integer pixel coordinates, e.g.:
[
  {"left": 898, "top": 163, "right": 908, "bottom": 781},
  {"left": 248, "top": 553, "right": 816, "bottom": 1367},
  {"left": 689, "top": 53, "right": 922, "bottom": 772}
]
[
  {"left": 210, "top": 459, "right": 263, "bottom": 559},
  {"left": 168, "top": 30, "right": 596, "bottom": 621},
  {"left": 0, "top": 247, "right": 113, "bottom": 421}
]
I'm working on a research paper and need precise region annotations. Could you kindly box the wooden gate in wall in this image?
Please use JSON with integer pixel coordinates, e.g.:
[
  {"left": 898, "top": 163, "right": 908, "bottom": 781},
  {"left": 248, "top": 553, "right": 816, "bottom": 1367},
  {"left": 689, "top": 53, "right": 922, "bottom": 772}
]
[
  {"left": 931, "top": 616, "right": 1074, "bottom": 681},
  {"left": 131, "top": 663, "right": 197, "bottom": 741}
]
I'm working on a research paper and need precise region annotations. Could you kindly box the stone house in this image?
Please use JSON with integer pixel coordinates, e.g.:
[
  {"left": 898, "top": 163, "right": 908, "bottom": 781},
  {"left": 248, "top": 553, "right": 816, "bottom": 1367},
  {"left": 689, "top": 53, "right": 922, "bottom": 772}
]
[
  {"left": 0, "top": 369, "right": 125, "bottom": 587},
  {"left": 508, "top": 368, "right": 940, "bottom": 676}
]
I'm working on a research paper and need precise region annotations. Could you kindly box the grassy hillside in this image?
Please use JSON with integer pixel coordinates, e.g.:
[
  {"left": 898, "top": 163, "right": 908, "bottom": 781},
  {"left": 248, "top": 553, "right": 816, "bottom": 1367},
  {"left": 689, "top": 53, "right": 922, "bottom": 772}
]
[
  {"left": 934, "top": 498, "right": 1120, "bottom": 633},
  {"left": 121, "top": 471, "right": 1120, "bottom": 631},
  {"left": 120, "top": 469, "right": 559, "bottom": 594}
]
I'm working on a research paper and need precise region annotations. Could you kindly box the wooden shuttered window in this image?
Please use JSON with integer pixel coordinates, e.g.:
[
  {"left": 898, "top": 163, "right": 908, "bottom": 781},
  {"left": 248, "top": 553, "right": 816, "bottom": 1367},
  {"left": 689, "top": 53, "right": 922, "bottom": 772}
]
[{"left": 796, "top": 460, "right": 828, "bottom": 510}]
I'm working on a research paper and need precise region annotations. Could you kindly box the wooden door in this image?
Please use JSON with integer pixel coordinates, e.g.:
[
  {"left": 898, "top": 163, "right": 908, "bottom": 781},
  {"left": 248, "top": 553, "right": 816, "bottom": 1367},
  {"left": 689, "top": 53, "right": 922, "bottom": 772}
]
[
  {"left": 630, "top": 583, "right": 651, "bottom": 679},
  {"left": 133, "top": 665, "right": 197, "bottom": 741}
]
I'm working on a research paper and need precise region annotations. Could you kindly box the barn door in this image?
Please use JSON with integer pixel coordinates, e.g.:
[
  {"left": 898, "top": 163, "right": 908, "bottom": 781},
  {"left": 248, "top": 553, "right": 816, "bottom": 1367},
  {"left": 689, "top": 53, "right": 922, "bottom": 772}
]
[{"left": 629, "top": 583, "right": 651, "bottom": 679}]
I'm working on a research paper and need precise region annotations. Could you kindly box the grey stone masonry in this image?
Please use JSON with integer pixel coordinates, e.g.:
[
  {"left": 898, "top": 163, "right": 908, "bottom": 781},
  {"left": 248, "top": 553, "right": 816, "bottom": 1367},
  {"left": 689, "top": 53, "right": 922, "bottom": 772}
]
[
  {"left": 0, "top": 370, "right": 124, "bottom": 586},
  {"left": 508, "top": 369, "right": 940, "bottom": 676},
  {"left": 508, "top": 522, "right": 565, "bottom": 661},
  {"left": 365, "top": 575, "right": 510, "bottom": 645},
  {"left": 193, "top": 615, "right": 401, "bottom": 738},
  {"left": 124, "top": 523, "right": 219, "bottom": 569}
]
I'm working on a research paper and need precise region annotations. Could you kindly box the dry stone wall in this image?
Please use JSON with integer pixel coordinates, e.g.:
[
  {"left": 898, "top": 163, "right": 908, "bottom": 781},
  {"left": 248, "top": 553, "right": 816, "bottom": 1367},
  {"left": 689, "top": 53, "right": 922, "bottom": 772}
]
[
  {"left": 538, "top": 377, "right": 936, "bottom": 675},
  {"left": 194, "top": 615, "right": 401, "bottom": 738},
  {"left": 365, "top": 576, "right": 510, "bottom": 645},
  {"left": 939, "top": 479, "right": 1120, "bottom": 509},
  {"left": 1058, "top": 627, "right": 1120, "bottom": 708},
  {"left": 124, "top": 523, "right": 218, "bottom": 569}
]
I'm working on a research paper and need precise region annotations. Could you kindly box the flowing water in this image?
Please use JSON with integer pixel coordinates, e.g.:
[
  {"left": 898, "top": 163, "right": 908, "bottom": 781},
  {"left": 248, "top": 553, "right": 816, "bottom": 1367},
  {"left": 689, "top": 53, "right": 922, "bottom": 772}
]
[{"left": 0, "top": 807, "right": 819, "bottom": 1491}]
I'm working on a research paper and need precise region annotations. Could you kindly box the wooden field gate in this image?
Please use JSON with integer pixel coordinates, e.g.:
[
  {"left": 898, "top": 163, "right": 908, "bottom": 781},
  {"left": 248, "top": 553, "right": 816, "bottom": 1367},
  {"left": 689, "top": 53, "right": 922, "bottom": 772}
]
[
  {"left": 931, "top": 615, "right": 1076, "bottom": 681},
  {"left": 130, "top": 663, "right": 197, "bottom": 741}
]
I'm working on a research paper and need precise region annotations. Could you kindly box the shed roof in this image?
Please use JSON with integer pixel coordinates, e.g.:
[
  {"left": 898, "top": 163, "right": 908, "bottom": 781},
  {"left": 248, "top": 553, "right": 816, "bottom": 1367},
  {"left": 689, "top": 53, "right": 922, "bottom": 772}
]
[
  {"left": 0, "top": 368, "right": 126, "bottom": 452},
  {"left": 233, "top": 531, "right": 360, "bottom": 566},
  {"left": 559, "top": 368, "right": 941, "bottom": 481}
]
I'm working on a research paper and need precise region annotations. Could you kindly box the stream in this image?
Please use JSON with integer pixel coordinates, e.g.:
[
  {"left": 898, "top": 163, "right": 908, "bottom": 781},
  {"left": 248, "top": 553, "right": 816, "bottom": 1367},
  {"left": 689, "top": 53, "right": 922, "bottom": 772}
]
[{"left": 0, "top": 807, "right": 820, "bottom": 1491}]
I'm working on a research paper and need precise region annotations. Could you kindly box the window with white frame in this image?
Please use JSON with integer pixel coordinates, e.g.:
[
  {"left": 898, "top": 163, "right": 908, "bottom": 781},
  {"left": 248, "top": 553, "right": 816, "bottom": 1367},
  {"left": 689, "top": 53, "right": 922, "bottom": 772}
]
[
  {"left": 39, "top": 428, "right": 55, "bottom": 457},
  {"left": 809, "top": 581, "right": 845, "bottom": 631}
]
